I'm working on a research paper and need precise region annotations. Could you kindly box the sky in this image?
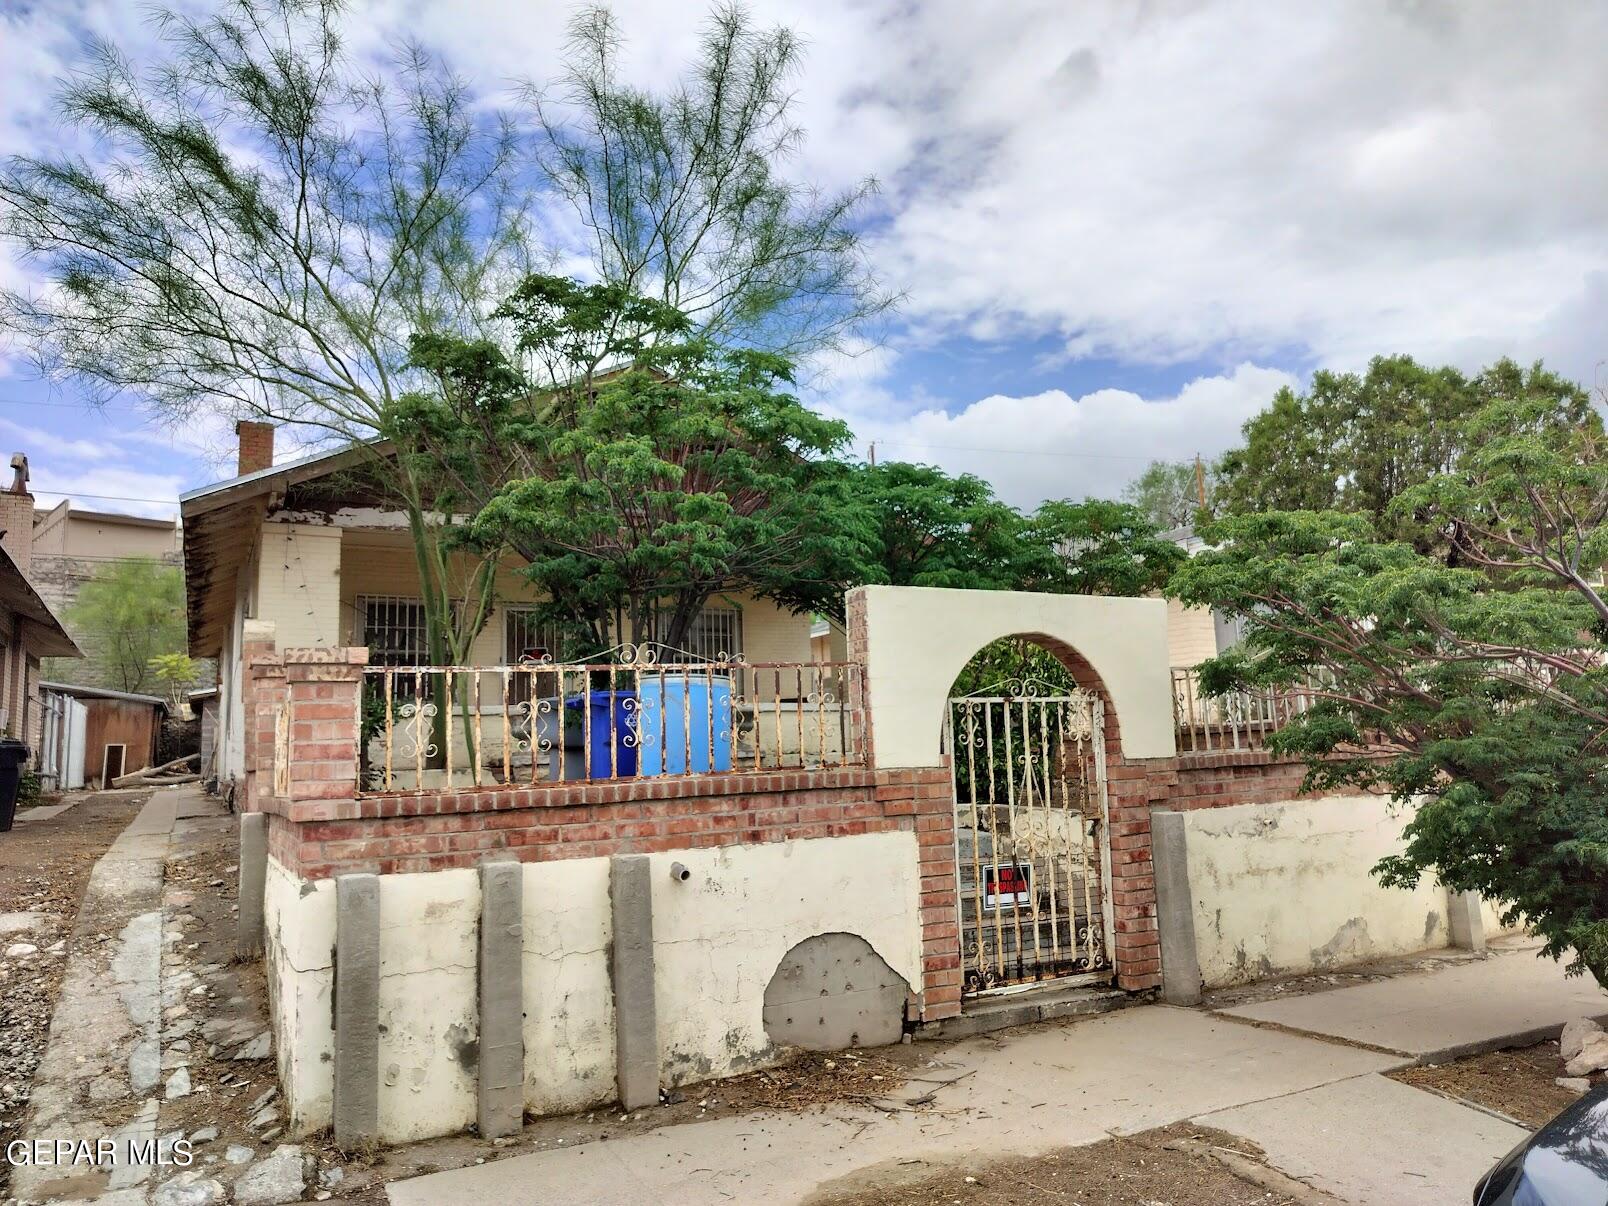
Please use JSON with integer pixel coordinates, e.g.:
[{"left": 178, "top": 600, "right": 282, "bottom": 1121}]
[{"left": 0, "top": 0, "right": 1605, "bottom": 518}]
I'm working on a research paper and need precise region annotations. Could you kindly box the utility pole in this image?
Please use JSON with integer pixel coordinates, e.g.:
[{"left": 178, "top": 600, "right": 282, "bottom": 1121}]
[
  {"left": 1194, "top": 453, "right": 1208, "bottom": 508},
  {"left": 869, "top": 440, "right": 877, "bottom": 467}
]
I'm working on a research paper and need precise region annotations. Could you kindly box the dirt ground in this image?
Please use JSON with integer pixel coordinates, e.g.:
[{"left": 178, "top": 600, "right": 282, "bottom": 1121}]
[
  {"left": 805, "top": 1123, "right": 1337, "bottom": 1205},
  {"left": 0, "top": 790, "right": 150, "bottom": 1195},
  {"left": 1391, "top": 1040, "right": 1586, "bottom": 1128}
]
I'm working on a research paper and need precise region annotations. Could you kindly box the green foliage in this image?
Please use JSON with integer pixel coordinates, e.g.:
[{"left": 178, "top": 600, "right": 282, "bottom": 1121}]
[
  {"left": 1170, "top": 384, "right": 1608, "bottom": 986},
  {"left": 16, "top": 770, "right": 40, "bottom": 810},
  {"left": 533, "top": 4, "right": 893, "bottom": 356},
  {"left": 66, "top": 560, "right": 186, "bottom": 694},
  {"left": 394, "top": 273, "right": 864, "bottom": 653},
  {"left": 147, "top": 653, "right": 197, "bottom": 710},
  {"left": 1216, "top": 355, "right": 1592, "bottom": 548},
  {"left": 1122, "top": 459, "right": 1217, "bottom": 530},
  {"left": 791, "top": 467, "right": 1185, "bottom": 622}
]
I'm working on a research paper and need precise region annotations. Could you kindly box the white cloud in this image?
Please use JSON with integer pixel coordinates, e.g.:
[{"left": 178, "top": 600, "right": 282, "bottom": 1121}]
[
  {"left": 30, "top": 464, "right": 183, "bottom": 520},
  {"left": 823, "top": 362, "right": 1298, "bottom": 509}
]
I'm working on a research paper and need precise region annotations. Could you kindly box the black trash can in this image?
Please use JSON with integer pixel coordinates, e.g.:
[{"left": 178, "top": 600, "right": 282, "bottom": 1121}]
[{"left": 0, "top": 738, "right": 30, "bottom": 833}]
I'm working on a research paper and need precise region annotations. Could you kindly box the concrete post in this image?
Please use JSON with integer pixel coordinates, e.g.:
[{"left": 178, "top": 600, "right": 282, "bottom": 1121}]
[
  {"left": 610, "top": 854, "right": 659, "bottom": 1110},
  {"left": 1150, "top": 810, "right": 1203, "bottom": 1006},
  {"left": 1448, "top": 889, "right": 1487, "bottom": 953},
  {"left": 334, "top": 873, "right": 380, "bottom": 1150},
  {"left": 478, "top": 858, "right": 524, "bottom": 1137},
  {"left": 236, "top": 812, "right": 268, "bottom": 957}
]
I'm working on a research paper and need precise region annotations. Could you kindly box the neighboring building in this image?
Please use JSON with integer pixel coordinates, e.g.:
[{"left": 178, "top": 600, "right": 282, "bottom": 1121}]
[
  {"left": 1161, "top": 525, "right": 1244, "bottom": 668},
  {"left": 183, "top": 422, "right": 823, "bottom": 787},
  {"left": 38, "top": 681, "right": 166, "bottom": 788},
  {"left": 31, "top": 500, "right": 181, "bottom": 615},
  {"left": 0, "top": 458, "right": 81, "bottom": 759}
]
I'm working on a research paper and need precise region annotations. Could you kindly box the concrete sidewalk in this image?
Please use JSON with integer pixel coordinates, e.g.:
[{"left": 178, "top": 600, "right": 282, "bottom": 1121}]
[
  {"left": 390, "top": 1006, "right": 1402, "bottom": 1206},
  {"left": 387, "top": 939, "right": 1599, "bottom": 1205},
  {"left": 1215, "top": 936, "right": 1608, "bottom": 1059}
]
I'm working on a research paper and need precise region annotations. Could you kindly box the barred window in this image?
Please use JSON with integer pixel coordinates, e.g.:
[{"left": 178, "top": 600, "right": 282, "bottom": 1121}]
[
  {"left": 664, "top": 605, "right": 743, "bottom": 662},
  {"left": 357, "top": 596, "right": 428, "bottom": 667},
  {"left": 504, "top": 607, "right": 560, "bottom": 664}
]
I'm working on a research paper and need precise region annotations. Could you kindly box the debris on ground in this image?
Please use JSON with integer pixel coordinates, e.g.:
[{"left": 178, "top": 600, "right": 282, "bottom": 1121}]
[
  {"left": 0, "top": 790, "right": 150, "bottom": 1195},
  {"left": 805, "top": 1122, "right": 1339, "bottom": 1205},
  {"left": 705, "top": 1050, "right": 915, "bottom": 1113},
  {"left": 1391, "top": 1040, "right": 1591, "bottom": 1128}
]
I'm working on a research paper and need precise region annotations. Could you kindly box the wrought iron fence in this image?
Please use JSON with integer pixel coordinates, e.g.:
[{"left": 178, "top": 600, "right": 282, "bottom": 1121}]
[
  {"left": 1170, "top": 666, "right": 1321, "bottom": 753},
  {"left": 356, "top": 646, "right": 863, "bottom": 795}
]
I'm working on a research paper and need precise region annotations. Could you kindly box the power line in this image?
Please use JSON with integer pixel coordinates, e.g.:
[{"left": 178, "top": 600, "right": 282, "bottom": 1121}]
[{"left": 33, "top": 488, "right": 179, "bottom": 505}]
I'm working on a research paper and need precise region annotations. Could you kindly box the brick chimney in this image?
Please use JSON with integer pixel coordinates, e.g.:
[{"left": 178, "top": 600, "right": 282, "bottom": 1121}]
[
  {"left": 0, "top": 454, "right": 34, "bottom": 577},
  {"left": 236, "top": 420, "right": 275, "bottom": 477}
]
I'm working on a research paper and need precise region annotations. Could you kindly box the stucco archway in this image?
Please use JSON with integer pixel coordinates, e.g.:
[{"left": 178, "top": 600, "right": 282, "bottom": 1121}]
[{"left": 847, "top": 585, "right": 1176, "bottom": 769}]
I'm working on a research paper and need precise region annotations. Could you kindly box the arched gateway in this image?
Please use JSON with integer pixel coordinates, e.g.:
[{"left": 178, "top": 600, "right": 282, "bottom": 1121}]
[{"left": 847, "top": 585, "right": 1177, "bottom": 1003}]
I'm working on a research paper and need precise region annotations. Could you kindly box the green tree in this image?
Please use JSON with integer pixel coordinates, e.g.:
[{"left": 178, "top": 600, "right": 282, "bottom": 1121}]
[
  {"left": 63, "top": 560, "right": 187, "bottom": 693},
  {"left": 1169, "top": 387, "right": 1608, "bottom": 986},
  {"left": 1122, "top": 459, "right": 1215, "bottom": 530},
  {"left": 532, "top": 4, "right": 893, "bottom": 356},
  {"left": 1023, "top": 499, "right": 1186, "bottom": 597},
  {"left": 0, "top": 0, "right": 532, "bottom": 674},
  {"left": 394, "top": 274, "right": 864, "bottom": 653},
  {"left": 1217, "top": 355, "right": 1592, "bottom": 547}
]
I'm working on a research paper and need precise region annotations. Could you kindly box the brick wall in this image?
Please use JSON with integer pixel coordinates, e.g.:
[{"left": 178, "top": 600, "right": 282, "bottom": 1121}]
[
  {"left": 246, "top": 632, "right": 1361, "bottom": 1021},
  {"left": 248, "top": 641, "right": 964, "bottom": 1020}
]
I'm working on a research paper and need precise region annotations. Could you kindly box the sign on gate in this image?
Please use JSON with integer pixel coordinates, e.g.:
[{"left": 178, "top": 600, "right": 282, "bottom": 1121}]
[{"left": 947, "top": 682, "right": 1115, "bottom": 995}]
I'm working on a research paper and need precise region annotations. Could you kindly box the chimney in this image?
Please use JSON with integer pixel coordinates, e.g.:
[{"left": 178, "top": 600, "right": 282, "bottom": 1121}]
[
  {"left": 236, "top": 420, "right": 275, "bottom": 477},
  {"left": 0, "top": 454, "right": 34, "bottom": 577}
]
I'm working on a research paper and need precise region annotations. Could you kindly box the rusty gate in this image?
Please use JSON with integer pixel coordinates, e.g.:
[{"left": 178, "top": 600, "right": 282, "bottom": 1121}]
[{"left": 947, "top": 682, "right": 1115, "bottom": 995}]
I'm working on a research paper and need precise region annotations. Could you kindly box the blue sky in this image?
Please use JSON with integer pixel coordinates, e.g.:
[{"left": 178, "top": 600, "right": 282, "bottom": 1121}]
[{"left": 2, "top": 0, "right": 1605, "bottom": 516}]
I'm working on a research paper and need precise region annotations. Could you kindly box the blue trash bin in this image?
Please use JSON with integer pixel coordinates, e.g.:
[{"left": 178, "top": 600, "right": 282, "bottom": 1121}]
[
  {"left": 637, "top": 673, "right": 734, "bottom": 775},
  {"left": 564, "top": 690, "right": 639, "bottom": 778}
]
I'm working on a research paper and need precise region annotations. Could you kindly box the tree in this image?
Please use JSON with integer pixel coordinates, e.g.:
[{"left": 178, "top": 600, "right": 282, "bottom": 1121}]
[
  {"left": 531, "top": 4, "right": 893, "bottom": 357},
  {"left": 1216, "top": 355, "right": 1592, "bottom": 547},
  {"left": 393, "top": 274, "right": 865, "bottom": 653},
  {"left": 148, "top": 653, "right": 199, "bottom": 712},
  {"left": 1168, "top": 387, "right": 1608, "bottom": 986},
  {"left": 1122, "top": 459, "right": 1216, "bottom": 530},
  {"left": 0, "top": 0, "right": 531, "bottom": 673},
  {"left": 63, "top": 560, "right": 187, "bottom": 693},
  {"left": 781, "top": 463, "right": 1185, "bottom": 623}
]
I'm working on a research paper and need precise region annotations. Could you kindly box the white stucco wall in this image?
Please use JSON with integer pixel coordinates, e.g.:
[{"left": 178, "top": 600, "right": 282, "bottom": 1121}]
[
  {"left": 262, "top": 830, "right": 924, "bottom": 1142},
  {"left": 1180, "top": 794, "right": 1452, "bottom": 987},
  {"left": 257, "top": 522, "right": 342, "bottom": 649},
  {"left": 263, "top": 857, "right": 335, "bottom": 1137},
  {"left": 853, "top": 585, "right": 1176, "bottom": 768}
]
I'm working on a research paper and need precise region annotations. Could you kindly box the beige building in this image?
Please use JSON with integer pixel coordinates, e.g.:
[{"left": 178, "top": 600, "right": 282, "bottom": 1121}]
[
  {"left": 0, "top": 460, "right": 82, "bottom": 754},
  {"left": 31, "top": 501, "right": 181, "bottom": 615},
  {"left": 184, "top": 424, "right": 823, "bottom": 786}
]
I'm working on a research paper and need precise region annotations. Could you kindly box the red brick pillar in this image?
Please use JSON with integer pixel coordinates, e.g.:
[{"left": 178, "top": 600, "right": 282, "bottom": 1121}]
[
  {"left": 242, "top": 624, "right": 283, "bottom": 814},
  {"left": 1109, "top": 760, "right": 1174, "bottom": 992},
  {"left": 282, "top": 647, "right": 368, "bottom": 803}
]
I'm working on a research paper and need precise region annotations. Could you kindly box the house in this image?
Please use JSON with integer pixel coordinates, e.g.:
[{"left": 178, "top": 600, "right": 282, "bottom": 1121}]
[
  {"left": 37, "top": 681, "right": 167, "bottom": 788},
  {"left": 0, "top": 459, "right": 81, "bottom": 760},
  {"left": 182, "top": 422, "right": 827, "bottom": 788}
]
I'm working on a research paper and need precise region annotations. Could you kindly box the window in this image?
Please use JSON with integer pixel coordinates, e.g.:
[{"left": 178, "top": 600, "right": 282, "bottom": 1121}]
[
  {"left": 663, "top": 605, "right": 743, "bottom": 662},
  {"left": 357, "top": 596, "right": 428, "bottom": 667},
  {"left": 504, "top": 608, "right": 560, "bottom": 665}
]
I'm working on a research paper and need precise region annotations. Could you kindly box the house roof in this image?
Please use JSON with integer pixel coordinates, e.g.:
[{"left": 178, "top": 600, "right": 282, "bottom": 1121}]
[
  {"left": 180, "top": 439, "right": 390, "bottom": 656},
  {"left": 40, "top": 681, "right": 167, "bottom": 711},
  {"left": 0, "top": 547, "right": 79, "bottom": 659}
]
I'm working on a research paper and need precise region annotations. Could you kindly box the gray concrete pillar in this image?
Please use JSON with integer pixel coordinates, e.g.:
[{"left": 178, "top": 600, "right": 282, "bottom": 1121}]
[
  {"left": 1448, "top": 889, "right": 1487, "bottom": 953},
  {"left": 478, "top": 857, "right": 525, "bottom": 1138},
  {"left": 237, "top": 812, "right": 269, "bottom": 957},
  {"left": 1151, "top": 810, "right": 1203, "bottom": 1006},
  {"left": 334, "top": 873, "right": 380, "bottom": 1151},
  {"left": 610, "top": 854, "right": 659, "bottom": 1110}
]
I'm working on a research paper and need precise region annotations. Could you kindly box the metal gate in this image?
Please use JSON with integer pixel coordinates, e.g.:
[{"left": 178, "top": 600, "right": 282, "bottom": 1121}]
[{"left": 947, "top": 682, "right": 1114, "bottom": 995}]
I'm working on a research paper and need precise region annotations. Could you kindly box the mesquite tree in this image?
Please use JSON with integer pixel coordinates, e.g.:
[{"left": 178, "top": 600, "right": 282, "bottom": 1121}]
[
  {"left": 1169, "top": 388, "right": 1608, "bottom": 986},
  {"left": 0, "top": 0, "right": 531, "bottom": 671}
]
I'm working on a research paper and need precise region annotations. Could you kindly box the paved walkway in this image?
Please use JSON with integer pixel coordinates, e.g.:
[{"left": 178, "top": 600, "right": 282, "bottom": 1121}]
[
  {"left": 1215, "top": 935, "right": 1608, "bottom": 1059},
  {"left": 14, "top": 789, "right": 179, "bottom": 1201},
  {"left": 391, "top": 942, "right": 1591, "bottom": 1206}
]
